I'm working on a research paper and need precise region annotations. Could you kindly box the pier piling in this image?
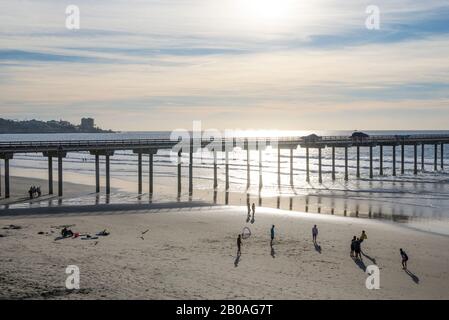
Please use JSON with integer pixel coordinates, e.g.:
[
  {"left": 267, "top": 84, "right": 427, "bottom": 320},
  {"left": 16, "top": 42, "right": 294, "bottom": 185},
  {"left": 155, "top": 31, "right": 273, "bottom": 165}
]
[
  {"left": 306, "top": 147, "right": 310, "bottom": 182},
  {"left": 4, "top": 158, "right": 10, "bottom": 198},
  {"left": 225, "top": 151, "right": 229, "bottom": 190},
  {"left": 318, "top": 148, "right": 322, "bottom": 183},
  {"left": 95, "top": 154, "right": 100, "bottom": 193},
  {"left": 421, "top": 144, "right": 425, "bottom": 172},
  {"left": 379, "top": 145, "right": 383, "bottom": 175},
  {"left": 401, "top": 144, "right": 405, "bottom": 174},
  {"left": 289, "top": 148, "right": 293, "bottom": 186},
  {"left": 213, "top": 150, "right": 218, "bottom": 190},
  {"left": 356, "top": 146, "right": 360, "bottom": 178},
  {"left": 48, "top": 156, "right": 54, "bottom": 195},
  {"left": 247, "top": 146, "right": 250, "bottom": 188},
  {"left": 259, "top": 148, "right": 263, "bottom": 190},
  {"left": 434, "top": 144, "right": 438, "bottom": 171},
  {"left": 414, "top": 144, "right": 418, "bottom": 175},
  {"left": 277, "top": 146, "right": 281, "bottom": 187},
  {"left": 369, "top": 146, "right": 373, "bottom": 179},
  {"left": 105, "top": 154, "right": 110, "bottom": 195},
  {"left": 137, "top": 152, "right": 142, "bottom": 194},
  {"left": 149, "top": 153, "right": 154, "bottom": 195},
  {"left": 332, "top": 146, "right": 335, "bottom": 181},
  {"left": 344, "top": 147, "right": 348, "bottom": 181},
  {"left": 392, "top": 145, "right": 396, "bottom": 176},
  {"left": 189, "top": 141, "right": 193, "bottom": 196},
  {"left": 177, "top": 150, "right": 182, "bottom": 197},
  {"left": 58, "top": 154, "right": 63, "bottom": 197}
]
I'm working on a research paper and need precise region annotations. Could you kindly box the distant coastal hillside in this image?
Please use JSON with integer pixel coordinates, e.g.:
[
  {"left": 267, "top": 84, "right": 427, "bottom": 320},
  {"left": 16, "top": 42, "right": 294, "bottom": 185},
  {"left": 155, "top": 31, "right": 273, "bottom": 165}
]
[{"left": 0, "top": 118, "right": 113, "bottom": 134}]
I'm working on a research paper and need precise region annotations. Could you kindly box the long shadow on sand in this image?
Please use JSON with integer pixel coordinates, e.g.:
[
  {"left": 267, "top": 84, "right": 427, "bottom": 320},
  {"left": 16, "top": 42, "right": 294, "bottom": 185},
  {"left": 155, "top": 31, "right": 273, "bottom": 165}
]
[
  {"left": 271, "top": 246, "right": 276, "bottom": 258},
  {"left": 314, "top": 242, "right": 322, "bottom": 254},
  {"left": 353, "top": 257, "right": 367, "bottom": 272},
  {"left": 405, "top": 269, "right": 420, "bottom": 284},
  {"left": 361, "top": 251, "right": 377, "bottom": 265},
  {"left": 234, "top": 254, "right": 241, "bottom": 267},
  {"left": 0, "top": 201, "right": 215, "bottom": 218}
]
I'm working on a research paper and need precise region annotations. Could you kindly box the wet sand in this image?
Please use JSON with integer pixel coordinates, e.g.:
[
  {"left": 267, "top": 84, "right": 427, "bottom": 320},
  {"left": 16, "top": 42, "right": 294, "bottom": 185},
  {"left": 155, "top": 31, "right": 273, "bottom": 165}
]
[{"left": 0, "top": 176, "right": 94, "bottom": 207}]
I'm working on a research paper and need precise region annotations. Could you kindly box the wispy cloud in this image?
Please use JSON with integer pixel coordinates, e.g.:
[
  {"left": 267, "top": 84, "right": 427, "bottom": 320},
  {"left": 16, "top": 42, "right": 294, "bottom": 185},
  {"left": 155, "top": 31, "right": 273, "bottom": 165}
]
[{"left": 0, "top": 0, "right": 448, "bottom": 130}]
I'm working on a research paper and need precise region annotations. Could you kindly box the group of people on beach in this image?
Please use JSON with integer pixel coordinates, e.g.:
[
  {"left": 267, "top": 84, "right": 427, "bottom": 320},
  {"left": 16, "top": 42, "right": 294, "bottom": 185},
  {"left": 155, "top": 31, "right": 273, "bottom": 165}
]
[
  {"left": 350, "top": 230, "right": 367, "bottom": 259},
  {"left": 28, "top": 186, "right": 42, "bottom": 199},
  {"left": 237, "top": 205, "right": 410, "bottom": 269}
]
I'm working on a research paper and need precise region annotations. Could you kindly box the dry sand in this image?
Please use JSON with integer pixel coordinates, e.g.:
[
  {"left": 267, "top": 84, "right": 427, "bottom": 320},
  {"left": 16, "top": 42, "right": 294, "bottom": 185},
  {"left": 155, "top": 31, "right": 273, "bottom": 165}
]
[{"left": 1, "top": 202, "right": 448, "bottom": 300}]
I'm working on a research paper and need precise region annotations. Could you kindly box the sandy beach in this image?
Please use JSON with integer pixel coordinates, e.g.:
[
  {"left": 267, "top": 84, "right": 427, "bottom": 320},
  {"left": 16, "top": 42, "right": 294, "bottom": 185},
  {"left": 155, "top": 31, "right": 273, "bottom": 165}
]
[
  {"left": 0, "top": 176, "right": 94, "bottom": 207},
  {"left": 1, "top": 197, "right": 448, "bottom": 299}
]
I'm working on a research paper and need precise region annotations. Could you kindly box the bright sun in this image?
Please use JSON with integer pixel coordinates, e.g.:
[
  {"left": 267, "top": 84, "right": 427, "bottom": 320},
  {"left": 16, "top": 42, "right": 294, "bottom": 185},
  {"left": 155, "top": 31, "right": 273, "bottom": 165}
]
[{"left": 241, "top": 0, "right": 291, "bottom": 21}]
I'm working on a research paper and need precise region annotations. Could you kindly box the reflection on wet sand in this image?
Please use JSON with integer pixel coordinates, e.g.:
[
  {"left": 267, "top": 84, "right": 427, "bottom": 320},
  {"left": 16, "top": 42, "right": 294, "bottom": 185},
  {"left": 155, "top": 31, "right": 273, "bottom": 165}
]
[{"left": 3, "top": 184, "right": 449, "bottom": 236}]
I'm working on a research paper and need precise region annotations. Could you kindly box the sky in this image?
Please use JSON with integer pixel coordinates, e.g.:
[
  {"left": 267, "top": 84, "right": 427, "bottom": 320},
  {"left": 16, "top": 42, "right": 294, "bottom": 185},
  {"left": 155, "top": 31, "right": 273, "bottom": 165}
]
[{"left": 0, "top": 0, "right": 449, "bottom": 131}]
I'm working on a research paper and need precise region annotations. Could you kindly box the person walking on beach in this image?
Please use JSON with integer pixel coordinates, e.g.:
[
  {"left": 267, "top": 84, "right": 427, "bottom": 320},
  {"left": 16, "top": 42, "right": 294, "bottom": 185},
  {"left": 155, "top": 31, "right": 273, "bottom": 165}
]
[
  {"left": 350, "top": 236, "right": 357, "bottom": 257},
  {"left": 270, "top": 225, "right": 275, "bottom": 246},
  {"left": 360, "top": 230, "right": 367, "bottom": 243},
  {"left": 400, "top": 248, "right": 409, "bottom": 270},
  {"left": 237, "top": 234, "right": 242, "bottom": 256},
  {"left": 312, "top": 225, "right": 318, "bottom": 243}
]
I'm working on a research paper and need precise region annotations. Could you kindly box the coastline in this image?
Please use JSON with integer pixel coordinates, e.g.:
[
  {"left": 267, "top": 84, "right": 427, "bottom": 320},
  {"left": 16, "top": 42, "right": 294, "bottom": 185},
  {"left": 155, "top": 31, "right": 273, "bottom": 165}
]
[{"left": 1, "top": 204, "right": 448, "bottom": 299}]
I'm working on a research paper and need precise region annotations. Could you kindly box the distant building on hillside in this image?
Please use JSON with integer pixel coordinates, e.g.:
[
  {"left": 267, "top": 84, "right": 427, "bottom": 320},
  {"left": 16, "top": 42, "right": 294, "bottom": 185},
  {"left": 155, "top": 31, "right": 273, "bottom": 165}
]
[{"left": 80, "top": 117, "right": 95, "bottom": 130}]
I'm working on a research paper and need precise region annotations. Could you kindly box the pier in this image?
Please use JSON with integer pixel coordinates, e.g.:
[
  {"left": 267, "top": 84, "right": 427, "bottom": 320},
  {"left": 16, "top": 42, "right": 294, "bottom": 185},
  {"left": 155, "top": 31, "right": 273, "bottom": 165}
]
[{"left": 0, "top": 134, "right": 448, "bottom": 199}]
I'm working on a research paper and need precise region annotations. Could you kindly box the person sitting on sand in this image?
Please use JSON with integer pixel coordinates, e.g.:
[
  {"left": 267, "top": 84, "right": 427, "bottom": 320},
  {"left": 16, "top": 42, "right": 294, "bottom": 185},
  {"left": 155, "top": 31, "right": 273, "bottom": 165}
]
[
  {"left": 61, "top": 227, "right": 74, "bottom": 238},
  {"left": 400, "top": 248, "right": 409, "bottom": 270},
  {"left": 360, "top": 230, "right": 367, "bottom": 243},
  {"left": 350, "top": 236, "right": 357, "bottom": 257},
  {"left": 98, "top": 229, "right": 110, "bottom": 236},
  {"left": 312, "top": 225, "right": 318, "bottom": 243},
  {"left": 237, "top": 234, "right": 242, "bottom": 256}
]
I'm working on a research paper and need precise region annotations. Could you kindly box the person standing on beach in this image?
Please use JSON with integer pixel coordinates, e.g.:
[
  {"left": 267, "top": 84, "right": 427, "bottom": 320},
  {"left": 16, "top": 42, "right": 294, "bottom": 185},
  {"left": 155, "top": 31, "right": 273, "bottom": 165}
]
[
  {"left": 360, "top": 230, "right": 367, "bottom": 243},
  {"left": 270, "top": 225, "right": 275, "bottom": 246},
  {"left": 350, "top": 236, "right": 356, "bottom": 257},
  {"left": 400, "top": 248, "right": 409, "bottom": 270},
  {"left": 312, "top": 225, "right": 318, "bottom": 243},
  {"left": 237, "top": 234, "right": 242, "bottom": 256},
  {"left": 354, "top": 238, "right": 362, "bottom": 259}
]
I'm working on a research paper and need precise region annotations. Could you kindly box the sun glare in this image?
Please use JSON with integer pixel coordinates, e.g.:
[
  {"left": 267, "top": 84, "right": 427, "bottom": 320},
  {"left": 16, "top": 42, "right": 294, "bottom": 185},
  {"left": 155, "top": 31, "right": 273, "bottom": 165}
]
[{"left": 241, "top": 0, "right": 291, "bottom": 21}]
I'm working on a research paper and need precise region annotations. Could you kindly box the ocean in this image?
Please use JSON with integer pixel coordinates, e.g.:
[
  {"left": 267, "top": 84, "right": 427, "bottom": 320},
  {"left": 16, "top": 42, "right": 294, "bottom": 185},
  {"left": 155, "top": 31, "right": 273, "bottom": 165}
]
[{"left": 1, "top": 130, "right": 449, "bottom": 236}]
